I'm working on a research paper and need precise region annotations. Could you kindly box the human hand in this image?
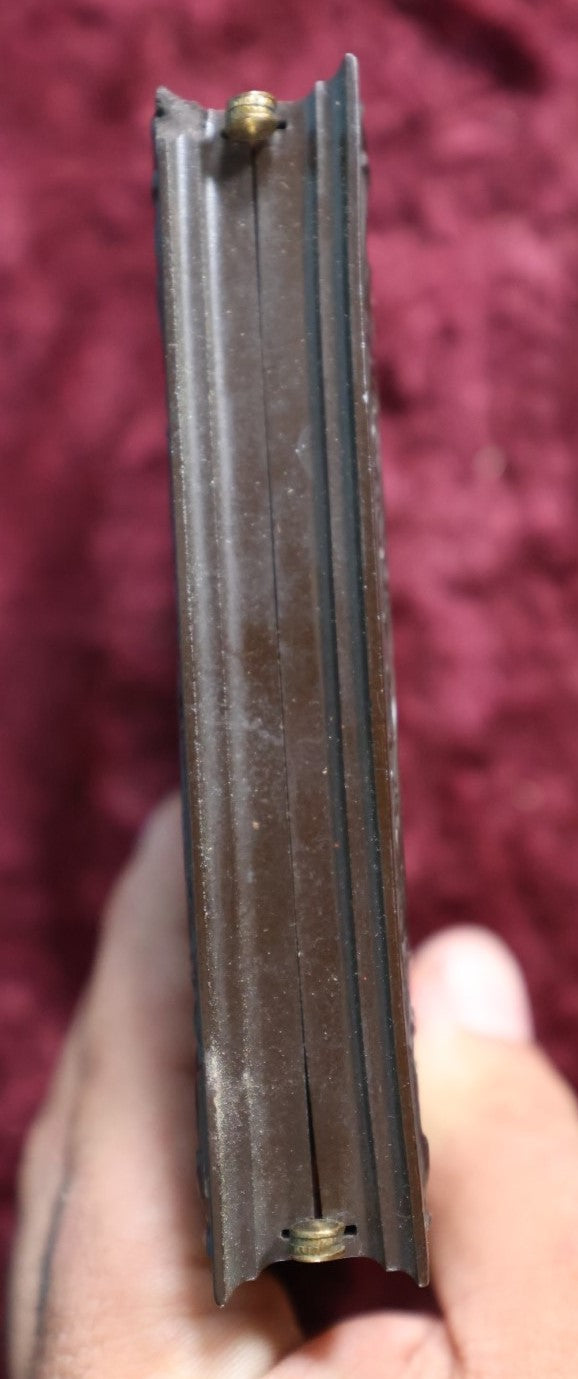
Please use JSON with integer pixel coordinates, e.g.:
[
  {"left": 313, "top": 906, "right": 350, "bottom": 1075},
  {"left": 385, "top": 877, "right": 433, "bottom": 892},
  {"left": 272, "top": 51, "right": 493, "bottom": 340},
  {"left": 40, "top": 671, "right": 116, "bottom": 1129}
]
[{"left": 9, "top": 797, "right": 578, "bottom": 1377}]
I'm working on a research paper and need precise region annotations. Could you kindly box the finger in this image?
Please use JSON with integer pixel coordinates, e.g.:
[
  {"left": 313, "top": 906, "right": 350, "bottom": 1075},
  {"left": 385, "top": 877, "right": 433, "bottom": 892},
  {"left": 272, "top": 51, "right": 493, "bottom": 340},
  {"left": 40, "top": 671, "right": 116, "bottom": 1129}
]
[
  {"left": 11, "top": 796, "right": 300, "bottom": 1379},
  {"left": 412, "top": 926, "right": 578, "bottom": 1375},
  {"left": 271, "top": 1309, "right": 450, "bottom": 1379},
  {"left": 8, "top": 1003, "right": 86, "bottom": 1379}
]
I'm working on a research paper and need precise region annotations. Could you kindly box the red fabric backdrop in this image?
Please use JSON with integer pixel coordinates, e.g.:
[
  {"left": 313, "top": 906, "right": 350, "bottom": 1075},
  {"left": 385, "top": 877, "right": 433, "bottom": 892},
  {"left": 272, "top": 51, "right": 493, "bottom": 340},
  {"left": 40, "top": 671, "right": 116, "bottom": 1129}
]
[{"left": 2, "top": 0, "right": 578, "bottom": 1332}]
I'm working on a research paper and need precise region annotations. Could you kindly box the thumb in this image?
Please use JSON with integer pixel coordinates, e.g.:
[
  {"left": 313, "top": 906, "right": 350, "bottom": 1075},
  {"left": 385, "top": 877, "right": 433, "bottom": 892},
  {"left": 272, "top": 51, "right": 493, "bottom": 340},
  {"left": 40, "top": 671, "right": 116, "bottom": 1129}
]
[
  {"left": 413, "top": 926, "right": 578, "bottom": 1377},
  {"left": 412, "top": 924, "right": 533, "bottom": 1044}
]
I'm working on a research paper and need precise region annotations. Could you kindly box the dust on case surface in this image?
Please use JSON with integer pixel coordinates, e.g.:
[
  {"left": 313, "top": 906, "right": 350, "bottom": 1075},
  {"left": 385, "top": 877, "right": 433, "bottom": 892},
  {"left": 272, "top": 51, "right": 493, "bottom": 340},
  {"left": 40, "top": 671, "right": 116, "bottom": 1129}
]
[{"left": 153, "top": 53, "right": 429, "bottom": 1306}]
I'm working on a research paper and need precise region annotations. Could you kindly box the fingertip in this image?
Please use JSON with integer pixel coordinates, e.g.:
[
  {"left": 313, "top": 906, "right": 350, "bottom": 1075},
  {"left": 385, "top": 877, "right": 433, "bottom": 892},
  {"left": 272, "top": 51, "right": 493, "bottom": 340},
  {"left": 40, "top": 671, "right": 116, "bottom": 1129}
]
[
  {"left": 136, "top": 791, "right": 183, "bottom": 858},
  {"left": 411, "top": 925, "right": 534, "bottom": 1044},
  {"left": 98, "top": 790, "right": 186, "bottom": 969}
]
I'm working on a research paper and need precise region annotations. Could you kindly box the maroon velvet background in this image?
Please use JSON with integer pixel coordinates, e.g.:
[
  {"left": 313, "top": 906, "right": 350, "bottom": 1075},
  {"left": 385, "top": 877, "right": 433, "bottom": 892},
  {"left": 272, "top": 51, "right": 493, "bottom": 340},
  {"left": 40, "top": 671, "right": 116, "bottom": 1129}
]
[{"left": 2, "top": 0, "right": 578, "bottom": 1334}]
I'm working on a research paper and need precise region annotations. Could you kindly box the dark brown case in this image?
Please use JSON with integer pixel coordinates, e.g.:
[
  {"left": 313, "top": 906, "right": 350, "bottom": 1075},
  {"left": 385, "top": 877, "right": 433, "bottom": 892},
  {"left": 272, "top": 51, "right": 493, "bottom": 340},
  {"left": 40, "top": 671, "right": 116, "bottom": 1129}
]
[{"left": 154, "top": 53, "right": 429, "bottom": 1305}]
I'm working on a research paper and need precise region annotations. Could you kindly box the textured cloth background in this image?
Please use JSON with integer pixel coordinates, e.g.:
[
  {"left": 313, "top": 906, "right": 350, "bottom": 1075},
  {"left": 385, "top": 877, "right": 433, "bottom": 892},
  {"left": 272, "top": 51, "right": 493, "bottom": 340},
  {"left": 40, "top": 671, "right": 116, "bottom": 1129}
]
[{"left": 2, "top": 0, "right": 578, "bottom": 1331}]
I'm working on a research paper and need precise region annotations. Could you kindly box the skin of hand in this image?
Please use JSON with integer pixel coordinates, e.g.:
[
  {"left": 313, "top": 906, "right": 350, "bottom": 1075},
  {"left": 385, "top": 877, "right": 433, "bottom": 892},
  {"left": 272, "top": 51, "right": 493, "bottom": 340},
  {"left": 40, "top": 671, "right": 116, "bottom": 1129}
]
[{"left": 7, "top": 796, "right": 578, "bottom": 1378}]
